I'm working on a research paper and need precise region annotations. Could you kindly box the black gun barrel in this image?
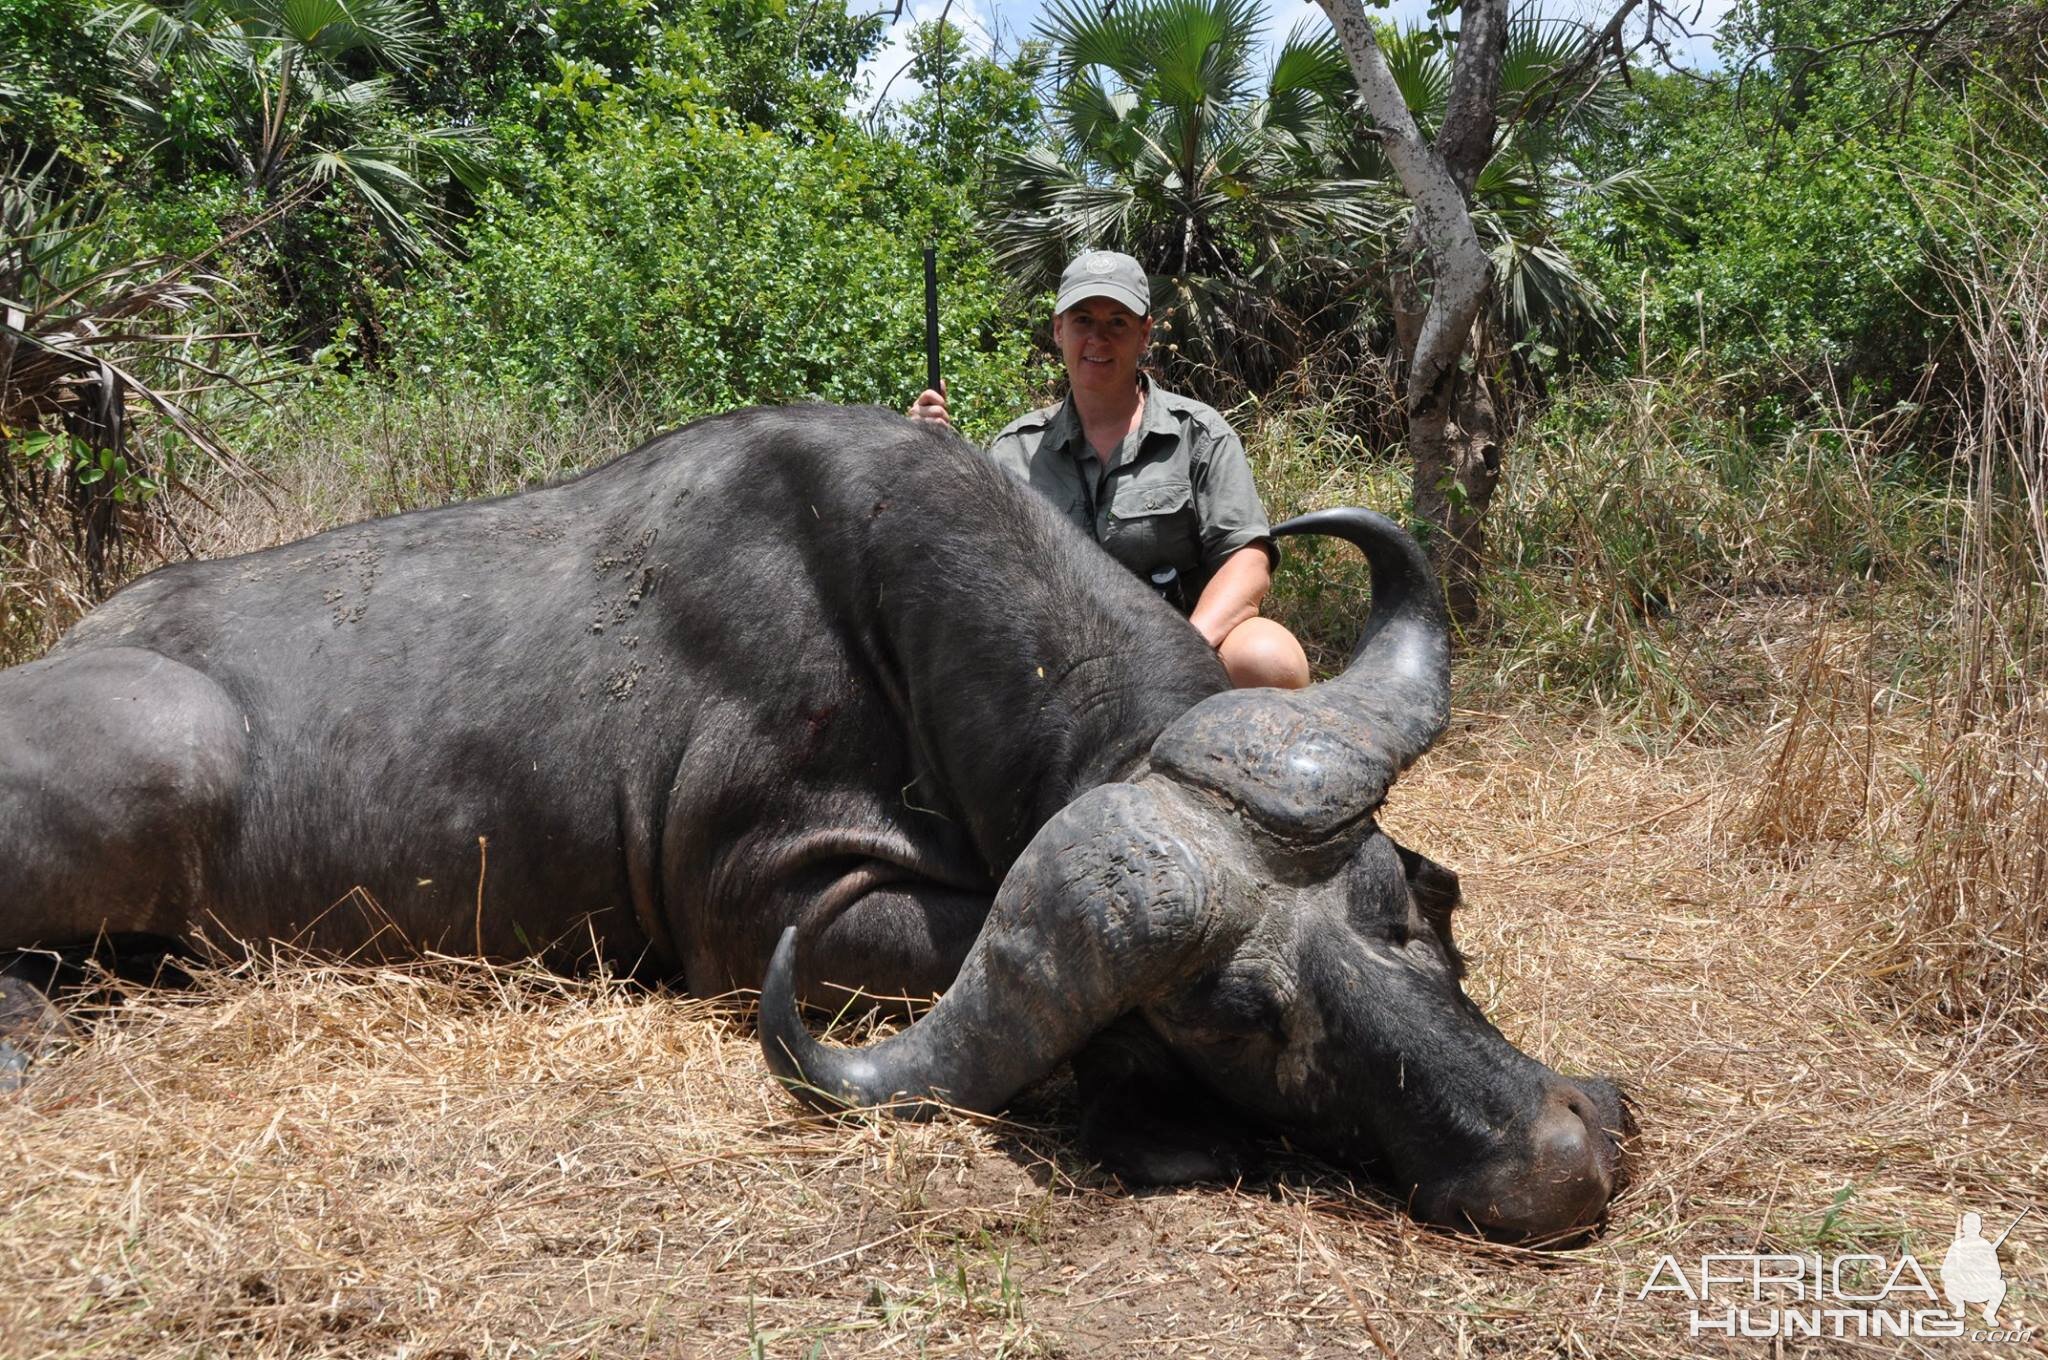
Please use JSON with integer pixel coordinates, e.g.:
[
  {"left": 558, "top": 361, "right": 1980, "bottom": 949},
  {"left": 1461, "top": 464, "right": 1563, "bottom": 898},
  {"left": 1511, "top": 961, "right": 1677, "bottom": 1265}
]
[{"left": 923, "top": 245, "right": 941, "bottom": 394}]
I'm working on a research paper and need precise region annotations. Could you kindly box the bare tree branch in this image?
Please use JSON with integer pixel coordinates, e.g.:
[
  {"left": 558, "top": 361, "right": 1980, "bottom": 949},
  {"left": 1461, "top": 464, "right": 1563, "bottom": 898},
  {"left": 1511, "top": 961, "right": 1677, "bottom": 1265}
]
[
  {"left": 1436, "top": 0, "right": 1509, "bottom": 196},
  {"left": 1316, "top": 0, "right": 1493, "bottom": 416}
]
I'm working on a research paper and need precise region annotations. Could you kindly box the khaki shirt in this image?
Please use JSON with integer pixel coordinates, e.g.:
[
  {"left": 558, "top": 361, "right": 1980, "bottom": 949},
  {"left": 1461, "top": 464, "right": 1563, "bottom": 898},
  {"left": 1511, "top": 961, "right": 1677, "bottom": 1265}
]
[{"left": 985, "top": 379, "right": 1274, "bottom": 603}]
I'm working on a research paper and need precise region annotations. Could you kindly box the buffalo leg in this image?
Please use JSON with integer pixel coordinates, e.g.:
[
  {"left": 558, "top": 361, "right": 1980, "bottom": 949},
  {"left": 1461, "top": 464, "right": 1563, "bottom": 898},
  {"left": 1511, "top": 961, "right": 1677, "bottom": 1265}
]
[
  {"left": 0, "top": 646, "right": 247, "bottom": 952},
  {"left": 792, "top": 881, "right": 990, "bottom": 1014},
  {"left": 1074, "top": 1016, "right": 1262, "bottom": 1185}
]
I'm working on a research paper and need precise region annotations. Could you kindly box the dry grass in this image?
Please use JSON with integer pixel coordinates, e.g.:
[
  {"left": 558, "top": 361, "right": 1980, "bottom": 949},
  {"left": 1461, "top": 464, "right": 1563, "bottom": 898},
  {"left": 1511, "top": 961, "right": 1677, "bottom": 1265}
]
[
  {"left": 1881, "top": 206, "right": 2048, "bottom": 1037},
  {"left": 5, "top": 710, "right": 2043, "bottom": 1358}
]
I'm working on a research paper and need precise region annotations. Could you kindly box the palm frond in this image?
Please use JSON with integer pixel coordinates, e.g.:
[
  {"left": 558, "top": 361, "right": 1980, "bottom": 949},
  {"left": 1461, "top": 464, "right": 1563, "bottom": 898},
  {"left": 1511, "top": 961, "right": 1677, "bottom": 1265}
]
[
  {"left": 1478, "top": 213, "right": 1619, "bottom": 357},
  {"left": 1377, "top": 25, "right": 1451, "bottom": 130},
  {"left": 1057, "top": 72, "right": 1143, "bottom": 168},
  {"left": 256, "top": 0, "right": 432, "bottom": 69},
  {"left": 1268, "top": 22, "right": 1348, "bottom": 99},
  {"left": 1037, "top": 0, "right": 1148, "bottom": 86},
  {"left": 302, "top": 145, "right": 426, "bottom": 252},
  {"left": 406, "top": 125, "right": 495, "bottom": 197},
  {"left": 2, "top": 159, "right": 283, "bottom": 594},
  {"left": 1144, "top": 0, "right": 1260, "bottom": 111},
  {"left": 1265, "top": 24, "right": 1348, "bottom": 142}
]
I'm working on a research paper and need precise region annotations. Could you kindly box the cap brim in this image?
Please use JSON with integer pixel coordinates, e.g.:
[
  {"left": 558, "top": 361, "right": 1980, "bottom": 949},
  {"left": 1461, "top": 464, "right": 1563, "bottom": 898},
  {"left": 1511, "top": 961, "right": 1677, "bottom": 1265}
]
[{"left": 1055, "top": 281, "right": 1149, "bottom": 316}]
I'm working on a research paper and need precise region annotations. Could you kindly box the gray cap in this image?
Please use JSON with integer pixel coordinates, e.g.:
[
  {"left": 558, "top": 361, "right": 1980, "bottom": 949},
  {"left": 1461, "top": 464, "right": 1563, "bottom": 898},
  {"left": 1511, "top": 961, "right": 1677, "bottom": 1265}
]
[{"left": 1055, "top": 249, "right": 1150, "bottom": 317}]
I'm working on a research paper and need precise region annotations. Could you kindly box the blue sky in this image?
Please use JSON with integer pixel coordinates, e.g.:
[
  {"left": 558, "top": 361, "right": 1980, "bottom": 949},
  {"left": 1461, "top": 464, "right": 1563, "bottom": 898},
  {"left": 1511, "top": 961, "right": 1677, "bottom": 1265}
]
[{"left": 855, "top": 0, "right": 1737, "bottom": 112}]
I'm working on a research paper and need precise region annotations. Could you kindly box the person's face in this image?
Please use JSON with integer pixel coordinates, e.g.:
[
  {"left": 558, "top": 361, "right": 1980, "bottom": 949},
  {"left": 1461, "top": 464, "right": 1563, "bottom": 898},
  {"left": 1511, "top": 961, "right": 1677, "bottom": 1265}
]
[{"left": 1052, "top": 296, "right": 1152, "bottom": 395}]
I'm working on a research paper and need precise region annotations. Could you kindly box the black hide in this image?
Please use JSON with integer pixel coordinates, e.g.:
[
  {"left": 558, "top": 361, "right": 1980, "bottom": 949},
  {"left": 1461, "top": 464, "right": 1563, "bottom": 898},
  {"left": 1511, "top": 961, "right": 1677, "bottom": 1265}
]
[{"left": 0, "top": 405, "right": 1225, "bottom": 994}]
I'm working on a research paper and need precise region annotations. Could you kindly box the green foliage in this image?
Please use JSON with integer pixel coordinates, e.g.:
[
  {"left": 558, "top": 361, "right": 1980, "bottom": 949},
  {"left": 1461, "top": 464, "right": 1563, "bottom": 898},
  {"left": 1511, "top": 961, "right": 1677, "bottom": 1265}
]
[
  {"left": 687, "top": 0, "right": 882, "bottom": 131},
  {"left": 882, "top": 22, "right": 1047, "bottom": 195},
  {"left": 1564, "top": 72, "right": 1948, "bottom": 401},
  {"left": 0, "top": 0, "right": 127, "bottom": 178},
  {"left": 513, "top": 0, "right": 886, "bottom": 145},
  {"left": 402, "top": 0, "right": 559, "bottom": 124},
  {"left": 1566, "top": 0, "right": 2048, "bottom": 408},
  {"left": 96, "top": 0, "right": 492, "bottom": 244},
  {"left": 76, "top": 0, "right": 498, "bottom": 354},
  {"left": 381, "top": 107, "right": 1042, "bottom": 437},
  {"left": 989, "top": 0, "right": 1376, "bottom": 394}
]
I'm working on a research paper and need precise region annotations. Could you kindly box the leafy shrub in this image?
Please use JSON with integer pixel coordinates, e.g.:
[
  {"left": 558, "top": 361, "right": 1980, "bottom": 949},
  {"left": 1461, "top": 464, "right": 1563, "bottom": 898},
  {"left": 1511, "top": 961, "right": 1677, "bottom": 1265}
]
[
  {"left": 1565, "top": 74, "right": 1952, "bottom": 405},
  {"left": 0, "top": 0, "right": 124, "bottom": 178},
  {"left": 381, "top": 108, "right": 1044, "bottom": 438}
]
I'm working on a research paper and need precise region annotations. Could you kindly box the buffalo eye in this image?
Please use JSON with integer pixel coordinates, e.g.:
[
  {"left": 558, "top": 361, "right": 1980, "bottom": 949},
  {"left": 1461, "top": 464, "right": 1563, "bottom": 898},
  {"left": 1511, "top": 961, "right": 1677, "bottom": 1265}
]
[{"left": 1170, "top": 969, "right": 1289, "bottom": 1044}]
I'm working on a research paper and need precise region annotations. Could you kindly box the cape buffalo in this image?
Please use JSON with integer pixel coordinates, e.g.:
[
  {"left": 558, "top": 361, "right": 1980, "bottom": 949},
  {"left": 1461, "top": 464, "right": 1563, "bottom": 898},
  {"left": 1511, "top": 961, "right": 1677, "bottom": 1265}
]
[{"left": 0, "top": 404, "right": 1627, "bottom": 1237}]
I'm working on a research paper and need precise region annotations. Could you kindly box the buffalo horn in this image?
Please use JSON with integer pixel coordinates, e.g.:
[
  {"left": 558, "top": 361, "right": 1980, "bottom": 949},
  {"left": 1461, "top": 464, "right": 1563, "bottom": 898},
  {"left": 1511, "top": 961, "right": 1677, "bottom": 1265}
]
[
  {"left": 761, "top": 782, "right": 1222, "bottom": 1115},
  {"left": 1145, "top": 507, "right": 1451, "bottom": 839},
  {"left": 1273, "top": 506, "right": 1452, "bottom": 774}
]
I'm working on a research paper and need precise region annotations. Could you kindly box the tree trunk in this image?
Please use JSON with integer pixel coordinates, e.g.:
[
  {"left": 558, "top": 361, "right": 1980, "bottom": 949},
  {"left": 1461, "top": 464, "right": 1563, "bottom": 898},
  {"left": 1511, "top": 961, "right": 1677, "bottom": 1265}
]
[
  {"left": 1394, "top": 238, "right": 1501, "bottom": 624},
  {"left": 1321, "top": 0, "right": 1509, "bottom": 625}
]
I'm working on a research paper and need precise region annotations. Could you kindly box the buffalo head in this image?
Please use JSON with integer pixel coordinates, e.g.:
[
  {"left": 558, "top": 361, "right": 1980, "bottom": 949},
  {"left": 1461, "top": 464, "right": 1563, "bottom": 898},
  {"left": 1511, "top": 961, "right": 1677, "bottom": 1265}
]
[{"left": 761, "top": 509, "right": 1629, "bottom": 1239}]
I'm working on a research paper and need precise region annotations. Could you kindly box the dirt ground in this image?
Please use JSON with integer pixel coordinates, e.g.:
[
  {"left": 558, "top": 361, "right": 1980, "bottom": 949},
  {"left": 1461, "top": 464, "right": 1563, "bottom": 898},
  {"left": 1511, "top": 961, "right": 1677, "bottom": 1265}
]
[{"left": 3, "top": 707, "right": 2044, "bottom": 1358}]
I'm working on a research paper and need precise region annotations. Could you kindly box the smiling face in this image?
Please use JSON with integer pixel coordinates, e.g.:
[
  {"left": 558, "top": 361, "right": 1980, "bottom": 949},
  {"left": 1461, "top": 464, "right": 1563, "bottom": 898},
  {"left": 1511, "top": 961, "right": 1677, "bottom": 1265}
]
[{"left": 1052, "top": 296, "right": 1153, "bottom": 398}]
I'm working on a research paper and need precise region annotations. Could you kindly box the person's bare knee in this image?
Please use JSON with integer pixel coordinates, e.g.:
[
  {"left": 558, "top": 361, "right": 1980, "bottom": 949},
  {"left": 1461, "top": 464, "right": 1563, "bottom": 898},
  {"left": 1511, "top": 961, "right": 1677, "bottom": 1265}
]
[{"left": 1218, "top": 617, "right": 1310, "bottom": 690}]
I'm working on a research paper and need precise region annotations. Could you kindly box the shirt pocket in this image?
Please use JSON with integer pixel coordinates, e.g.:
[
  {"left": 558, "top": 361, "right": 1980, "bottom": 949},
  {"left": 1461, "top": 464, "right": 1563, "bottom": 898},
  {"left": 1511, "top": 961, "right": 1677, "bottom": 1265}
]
[{"left": 1103, "top": 474, "right": 1201, "bottom": 578}]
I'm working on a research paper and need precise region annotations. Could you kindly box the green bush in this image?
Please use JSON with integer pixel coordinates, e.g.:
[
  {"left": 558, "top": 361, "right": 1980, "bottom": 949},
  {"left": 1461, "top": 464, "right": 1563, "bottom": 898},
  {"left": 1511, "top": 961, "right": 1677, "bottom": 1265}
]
[
  {"left": 381, "top": 108, "right": 1044, "bottom": 439},
  {"left": 1565, "top": 74, "right": 1951, "bottom": 404},
  {"left": 0, "top": 0, "right": 124, "bottom": 178}
]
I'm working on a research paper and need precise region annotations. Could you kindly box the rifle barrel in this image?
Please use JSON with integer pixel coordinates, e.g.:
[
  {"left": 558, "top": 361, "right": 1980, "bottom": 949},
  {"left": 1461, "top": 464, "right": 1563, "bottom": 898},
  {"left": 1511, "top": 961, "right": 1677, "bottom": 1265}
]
[{"left": 923, "top": 245, "right": 941, "bottom": 394}]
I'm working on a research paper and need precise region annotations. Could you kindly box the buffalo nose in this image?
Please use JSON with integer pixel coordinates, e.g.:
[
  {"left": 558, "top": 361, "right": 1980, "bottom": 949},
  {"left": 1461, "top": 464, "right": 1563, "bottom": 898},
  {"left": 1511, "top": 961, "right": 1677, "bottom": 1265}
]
[
  {"left": 1526, "top": 1087, "right": 1614, "bottom": 1220},
  {"left": 1442, "top": 1079, "right": 1627, "bottom": 1240}
]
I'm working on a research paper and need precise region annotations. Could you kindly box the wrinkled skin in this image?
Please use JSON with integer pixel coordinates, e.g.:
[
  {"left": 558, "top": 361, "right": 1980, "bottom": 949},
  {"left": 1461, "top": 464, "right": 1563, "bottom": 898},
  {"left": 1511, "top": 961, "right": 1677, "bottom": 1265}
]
[
  {"left": 767, "top": 760, "right": 1628, "bottom": 1239},
  {"left": 0, "top": 404, "right": 1628, "bottom": 1239},
  {"left": 1135, "top": 827, "right": 1628, "bottom": 1235}
]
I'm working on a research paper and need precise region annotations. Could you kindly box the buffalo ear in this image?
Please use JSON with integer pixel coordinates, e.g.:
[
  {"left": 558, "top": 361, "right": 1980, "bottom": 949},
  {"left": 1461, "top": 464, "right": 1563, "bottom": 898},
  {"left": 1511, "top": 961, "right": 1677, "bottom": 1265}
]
[{"left": 1394, "top": 843, "right": 1461, "bottom": 918}]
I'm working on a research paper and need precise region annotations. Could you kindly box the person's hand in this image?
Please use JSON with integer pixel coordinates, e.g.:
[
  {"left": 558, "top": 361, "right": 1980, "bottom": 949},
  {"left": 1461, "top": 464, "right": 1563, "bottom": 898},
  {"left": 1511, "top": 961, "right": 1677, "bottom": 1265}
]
[{"left": 907, "top": 380, "right": 951, "bottom": 429}]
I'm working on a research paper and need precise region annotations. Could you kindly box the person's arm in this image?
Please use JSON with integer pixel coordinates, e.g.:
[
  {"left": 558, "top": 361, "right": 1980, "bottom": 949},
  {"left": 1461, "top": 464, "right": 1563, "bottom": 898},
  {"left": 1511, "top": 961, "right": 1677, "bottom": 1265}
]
[
  {"left": 907, "top": 379, "right": 952, "bottom": 428},
  {"left": 1187, "top": 545, "right": 1272, "bottom": 650},
  {"left": 1185, "top": 413, "right": 1276, "bottom": 647}
]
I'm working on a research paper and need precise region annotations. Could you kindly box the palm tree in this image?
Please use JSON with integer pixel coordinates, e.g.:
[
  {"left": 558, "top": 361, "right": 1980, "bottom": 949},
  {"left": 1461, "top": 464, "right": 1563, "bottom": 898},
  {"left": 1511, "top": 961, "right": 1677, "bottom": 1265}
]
[
  {"left": 1326, "top": 12, "right": 1664, "bottom": 370},
  {"left": 94, "top": 0, "right": 488, "bottom": 256},
  {"left": 988, "top": 0, "right": 1388, "bottom": 393},
  {"left": 2, "top": 155, "right": 273, "bottom": 613}
]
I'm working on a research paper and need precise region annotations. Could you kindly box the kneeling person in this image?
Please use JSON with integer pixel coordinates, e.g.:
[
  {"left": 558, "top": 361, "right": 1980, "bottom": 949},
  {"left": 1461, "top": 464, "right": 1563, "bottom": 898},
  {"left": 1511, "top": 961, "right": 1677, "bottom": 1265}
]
[{"left": 910, "top": 250, "right": 1309, "bottom": 690}]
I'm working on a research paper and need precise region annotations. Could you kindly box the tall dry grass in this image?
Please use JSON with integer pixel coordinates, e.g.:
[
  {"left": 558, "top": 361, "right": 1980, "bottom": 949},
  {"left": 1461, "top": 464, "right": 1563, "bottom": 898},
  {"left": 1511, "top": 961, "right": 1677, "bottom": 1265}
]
[
  {"left": 1889, "top": 193, "right": 2048, "bottom": 1036},
  {"left": 1740, "top": 87, "right": 2048, "bottom": 1042},
  {"left": 1252, "top": 365, "right": 1953, "bottom": 741}
]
